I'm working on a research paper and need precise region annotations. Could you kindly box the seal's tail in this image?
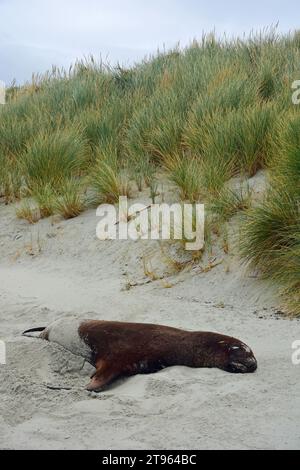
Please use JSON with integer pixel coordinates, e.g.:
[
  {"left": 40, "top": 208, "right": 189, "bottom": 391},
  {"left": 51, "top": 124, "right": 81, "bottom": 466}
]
[{"left": 22, "top": 327, "right": 46, "bottom": 337}]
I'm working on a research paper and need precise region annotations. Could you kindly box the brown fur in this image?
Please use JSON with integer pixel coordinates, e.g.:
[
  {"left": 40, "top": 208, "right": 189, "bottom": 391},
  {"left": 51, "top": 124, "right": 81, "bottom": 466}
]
[{"left": 78, "top": 321, "right": 257, "bottom": 392}]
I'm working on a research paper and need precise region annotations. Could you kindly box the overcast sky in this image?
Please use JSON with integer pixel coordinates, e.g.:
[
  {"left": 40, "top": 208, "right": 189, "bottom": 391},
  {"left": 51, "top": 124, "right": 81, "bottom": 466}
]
[{"left": 0, "top": 0, "right": 299, "bottom": 84}]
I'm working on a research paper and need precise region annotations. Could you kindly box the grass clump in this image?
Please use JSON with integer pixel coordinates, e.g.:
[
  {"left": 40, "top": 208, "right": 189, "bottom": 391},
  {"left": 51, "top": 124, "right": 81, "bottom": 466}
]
[
  {"left": 240, "top": 186, "right": 300, "bottom": 315},
  {"left": 187, "top": 103, "right": 276, "bottom": 179},
  {"left": 240, "top": 108, "right": 300, "bottom": 315},
  {"left": 240, "top": 187, "right": 299, "bottom": 273},
  {"left": 90, "top": 156, "right": 131, "bottom": 205},
  {"left": 274, "top": 238, "right": 300, "bottom": 315},
  {"left": 164, "top": 154, "right": 203, "bottom": 202},
  {"left": 0, "top": 154, "right": 24, "bottom": 202},
  {"left": 22, "top": 129, "right": 89, "bottom": 191},
  {"left": 271, "top": 113, "right": 300, "bottom": 187},
  {"left": 53, "top": 179, "right": 86, "bottom": 219},
  {"left": 132, "top": 156, "right": 156, "bottom": 192},
  {"left": 16, "top": 200, "right": 41, "bottom": 224},
  {"left": 31, "top": 184, "right": 56, "bottom": 218},
  {"left": 210, "top": 185, "right": 253, "bottom": 222}
]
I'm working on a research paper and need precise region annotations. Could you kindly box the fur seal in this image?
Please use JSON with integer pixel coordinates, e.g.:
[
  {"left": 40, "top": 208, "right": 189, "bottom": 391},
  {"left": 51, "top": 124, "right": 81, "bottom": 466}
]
[{"left": 23, "top": 319, "right": 257, "bottom": 392}]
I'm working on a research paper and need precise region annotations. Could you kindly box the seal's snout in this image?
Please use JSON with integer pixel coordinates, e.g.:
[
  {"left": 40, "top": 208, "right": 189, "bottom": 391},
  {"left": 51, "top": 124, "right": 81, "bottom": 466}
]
[
  {"left": 224, "top": 342, "right": 257, "bottom": 374},
  {"left": 227, "top": 356, "right": 257, "bottom": 373},
  {"left": 244, "top": 356, "right": 257, "bottom": 372}
]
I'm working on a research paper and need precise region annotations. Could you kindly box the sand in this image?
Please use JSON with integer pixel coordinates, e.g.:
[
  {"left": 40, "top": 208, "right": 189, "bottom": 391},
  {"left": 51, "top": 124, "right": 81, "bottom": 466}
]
[{"left": 0, "top": 182, "right": 300, "bottom": 450}]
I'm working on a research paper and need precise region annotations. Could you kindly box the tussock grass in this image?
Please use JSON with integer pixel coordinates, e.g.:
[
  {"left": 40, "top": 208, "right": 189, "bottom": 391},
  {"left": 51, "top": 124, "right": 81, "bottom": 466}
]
[
  {"left": 164, "top": 153, "right": 203, "bottom": 202},
  {"left": 16, "top": 200, "right": 41, "bottom": 224},
  {"left": 210, "top": 186, "right": 253, "bottom": 222},
  {"left": 240, "top": 187, "right": 299, "bottom": 273},
  {"left": 240, "top": 109, "right": 300, "bottom": 315},
  {"left": 31, "top": 184, "right": 56, "bottom": 218},
  {"left": 240, "top": 186, "right": 300, "bottom": 315},
  {"left": 186, "top": 103, "right": 276, "bottom": 179},
  {"left": 183, "top": 75, "right": 256, "bottom": 153},
  {"left": 274, "top": 238, "right": 300, "bottom": 315},
  {"left": 271, "top": 113, "right": 300, "bottom": 186},
  {"left": 132, "top": 156, "right": 156, "bottom": 191},
  {"left": 22, "top": 129, "right": 89, "bottom": 191},
  {"left": 90, "top": 159, "right": 131, "bottom": 204},
  {"left": 0, "top": 154, "right": 24, "bottom": 202},
  {"left": 198, "top": 154, "right": 234, "bottom": 196},
  {"left": 53, "top": 180, "right": 86, "bottom": 219}
]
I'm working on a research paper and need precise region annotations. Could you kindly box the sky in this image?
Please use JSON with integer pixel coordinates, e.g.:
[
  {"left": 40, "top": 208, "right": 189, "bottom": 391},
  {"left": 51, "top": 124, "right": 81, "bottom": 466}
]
[{"left": 0, "top": 0, "right": 299, "bottom": 84}]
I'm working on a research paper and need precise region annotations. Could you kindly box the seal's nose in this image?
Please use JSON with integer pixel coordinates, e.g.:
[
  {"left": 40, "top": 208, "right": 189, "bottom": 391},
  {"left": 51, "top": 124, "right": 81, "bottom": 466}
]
[
  {"left": 245, "top": 357, "right": 257, "bottom": 372},
  {"left": 227, "top": 356, "right": 257, "bottom": 373}
]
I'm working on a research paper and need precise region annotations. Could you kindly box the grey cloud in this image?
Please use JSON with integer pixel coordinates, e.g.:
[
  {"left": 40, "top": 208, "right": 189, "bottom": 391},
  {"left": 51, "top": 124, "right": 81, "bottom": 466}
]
[{"left": 0, "top": 0, "right": 299, "bottom": 84}]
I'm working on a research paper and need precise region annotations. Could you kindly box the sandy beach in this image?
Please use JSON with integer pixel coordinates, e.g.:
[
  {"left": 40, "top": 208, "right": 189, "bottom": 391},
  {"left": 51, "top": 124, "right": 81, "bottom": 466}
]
[{"left": 0, "top": 198, "right": 299, "bottom": 450}]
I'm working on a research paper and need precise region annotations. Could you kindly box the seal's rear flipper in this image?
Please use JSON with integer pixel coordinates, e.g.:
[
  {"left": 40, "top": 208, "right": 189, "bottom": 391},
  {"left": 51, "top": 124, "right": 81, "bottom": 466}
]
[{"left": 22, "top": 327, "right": 46, "bottom": 337}]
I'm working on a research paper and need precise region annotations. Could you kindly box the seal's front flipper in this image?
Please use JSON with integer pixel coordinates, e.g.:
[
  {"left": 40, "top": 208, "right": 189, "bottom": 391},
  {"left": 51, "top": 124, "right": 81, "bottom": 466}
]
[
  {"left": 86, "top": 370, "right": 118, "bottom": 392},
  {"left": 86, "top": 360, "right": 120, "bottom": 392}
]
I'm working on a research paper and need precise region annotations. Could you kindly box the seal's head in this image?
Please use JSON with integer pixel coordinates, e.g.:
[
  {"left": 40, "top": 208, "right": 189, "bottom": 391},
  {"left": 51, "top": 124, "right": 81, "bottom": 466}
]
[
  {"left": 219, "top": 339, "right": 257, "bottom": 374},
  {"left": 194, "top": 333, "right": 257, "bottom": 374},
  {"left": 221, "top": 341, "right": 257, "bottom": 373}
]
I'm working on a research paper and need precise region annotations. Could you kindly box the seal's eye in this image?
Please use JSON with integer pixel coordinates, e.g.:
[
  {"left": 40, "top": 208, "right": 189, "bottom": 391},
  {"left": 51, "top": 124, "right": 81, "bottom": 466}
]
[{"left": 230, "top": 346, "right": 241, "bottom": 351}]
